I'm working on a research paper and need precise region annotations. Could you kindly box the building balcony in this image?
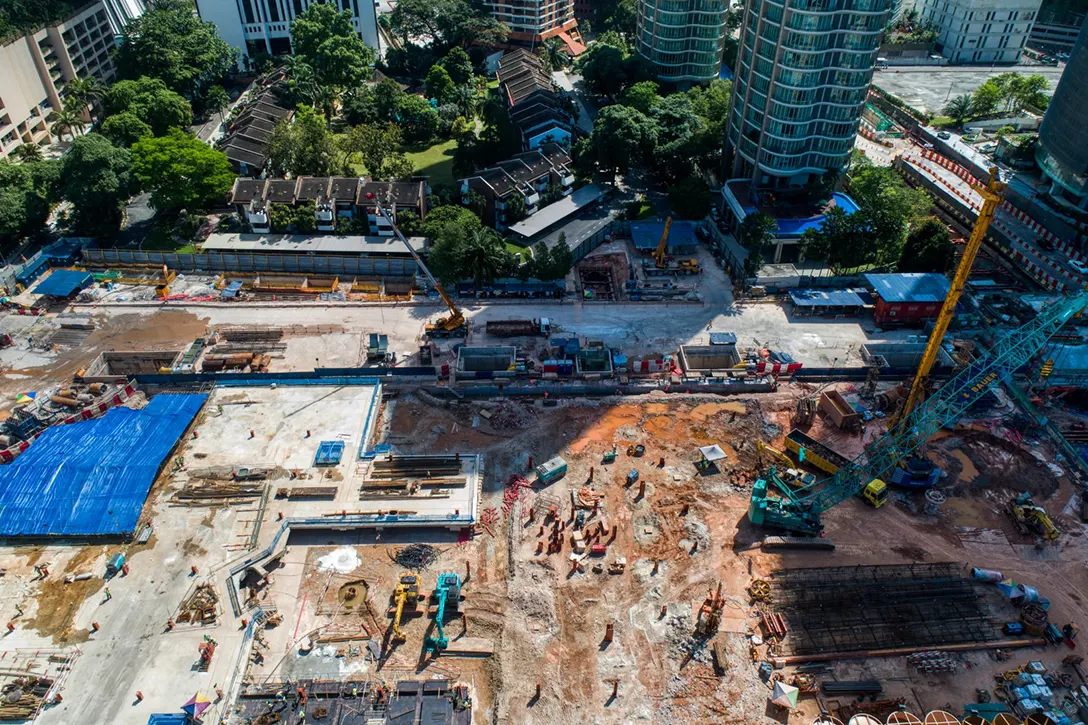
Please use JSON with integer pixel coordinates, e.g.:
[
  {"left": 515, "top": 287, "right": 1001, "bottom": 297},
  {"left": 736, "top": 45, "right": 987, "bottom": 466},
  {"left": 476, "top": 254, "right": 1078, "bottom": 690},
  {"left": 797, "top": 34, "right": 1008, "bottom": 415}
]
[
  {"left": 561, "top": 173, "right": 575, "bottom": 186},
  {"left": 495, "top": 198, "right": 507, "bottom": 210},
  {"left": 525, "top": 192, "right": 540, "bottom": 207}
]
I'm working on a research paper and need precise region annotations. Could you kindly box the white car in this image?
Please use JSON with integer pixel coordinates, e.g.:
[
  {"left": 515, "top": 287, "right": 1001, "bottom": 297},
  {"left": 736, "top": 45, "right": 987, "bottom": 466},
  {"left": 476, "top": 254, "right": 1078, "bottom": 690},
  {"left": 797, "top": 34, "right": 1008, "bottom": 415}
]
[{"left": 1068, "top": 259, "right": 1088, "bottom": 276}]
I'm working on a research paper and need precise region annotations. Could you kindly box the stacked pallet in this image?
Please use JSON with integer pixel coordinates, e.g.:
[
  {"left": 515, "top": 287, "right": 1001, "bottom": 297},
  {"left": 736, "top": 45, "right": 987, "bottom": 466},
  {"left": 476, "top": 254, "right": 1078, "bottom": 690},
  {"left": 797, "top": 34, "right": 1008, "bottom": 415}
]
[
  {"left": 173, "top": 481, "right": 265, "bottom": 504},
  {"left": 361, "top": 456, "right": 467, "bottom": 501}
]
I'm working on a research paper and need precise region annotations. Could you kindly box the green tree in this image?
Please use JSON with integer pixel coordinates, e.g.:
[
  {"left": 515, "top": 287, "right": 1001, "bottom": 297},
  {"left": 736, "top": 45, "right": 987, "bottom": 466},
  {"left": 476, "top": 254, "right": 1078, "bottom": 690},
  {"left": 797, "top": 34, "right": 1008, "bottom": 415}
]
[
  {"left": 505, "top": 193, "right": 528, "bottom": 224},
  {"left": 686, "top": 79, "right": 731, "bottom": 135},
  {"left": 737, "top": 211, "right": 777, "bottom": 279},
  {"left": 579, "top": 44, "right": 627, "bottom": 96},
  {"left": 971, "top": 81, "right": 1002, "bottom": 116},
  {"left": 650, "top": 93, "right": 702, "bottom": 146},
  {"left": 458, "top": 227, "right": 507, "bottom": 286},
  {"left": 585, "top": 105, "right": 656, "bottom": 177},
  {"left": 59, "top": 134, "right": 138, "bottom": 236},
  {"left": 425, "top": 65, "right": 456, "bottom": 104},
  {"left": 291, "top": 4, "right": 374, "bottom": 92},
  {"left": 544, "top": 234, "right": 573, "bottom": 280},
  {"left": 132, "top": 129, "right": 235, "bottom": 212},
  {"left": 104, "top": 77, "right": 193, "bottom": 136},
  {"left": 342, "top": 86, "right": 378, "bottom": 125},
  {"left": 0, "top": 160, "right": 59, "bottom": 246},
  {"left": 396, "top": 94, "right": 440, "bottom": 144},
  {"left": 48, "top": 107, "right": 84, "bottom": 141},
  {"left": 340, "top": 123, "right": 413, "bottom": 179},
  {"left": 542, "top": 38, "right": 567, "bottom": 71},
  {"left": 63, "top": 76, "right": 105, "bottom": 114},
  {"left": 390, "top": 0, "right": 508, "bottom": 53},
  {"left": 622, "top": 81, "right": 660, "bottom": 114},
  {"left": 943, "top": 94, "right": 973, "bottom": 127},
  {"left": 439, "top": 47, "right": 474, "bottom": 85},
  {"left": 101, "top": 112, "right": 155, "bottom": 147},
  {"left": 849, "top": 164, "right": 931, "bottom": 264},
  {"left": 12, "top": 143, "right": 43, "bottom": 163},
  {"left": 799, "top": 206, "right": 874, "bottom": 270},
  {"left": 205, "top": 85, "right": 230, "bottom": 123},
  {"left": 396, "top": 210, "right": 422, "bottom": 235},
  {"left": 669, "top": 178, "right": 713, "bottom": 219},
  {"left": 898, "top": 217, "right": 954, "bottom": 273},
  {"left": 267, "top": 106, "right": 335, "bottom": 177},
  {"left": 374, "top": 78, "right": 406, "bottom": 122},
  {"left": 114, "top": 0, "right": 237, "bottom": 104}
]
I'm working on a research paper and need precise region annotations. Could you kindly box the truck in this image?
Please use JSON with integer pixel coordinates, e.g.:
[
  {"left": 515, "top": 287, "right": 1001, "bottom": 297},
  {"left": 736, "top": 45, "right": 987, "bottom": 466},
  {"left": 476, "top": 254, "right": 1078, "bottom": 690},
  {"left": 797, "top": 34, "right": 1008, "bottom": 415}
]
[
  {"left": 485, "top": 318, "right": 551, "bottom": 337},
  {"left": 783, "top": 429, "right": 850, "bottom": 475},
  {"left": 642, "top": 259, "right": 701, "bottom": 276},
  {"left": 367, "top": 333, "right": 389, "bottom": 361}
]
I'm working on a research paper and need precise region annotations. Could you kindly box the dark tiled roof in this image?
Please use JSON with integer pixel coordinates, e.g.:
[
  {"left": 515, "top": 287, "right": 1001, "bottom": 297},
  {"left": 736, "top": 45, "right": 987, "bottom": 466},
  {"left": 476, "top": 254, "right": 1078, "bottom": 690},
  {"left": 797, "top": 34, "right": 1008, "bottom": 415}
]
[
  {"left": 297, "top": 177, "right": 330, "bottom": 200},
  {"left": 230, "top": 178, "right": 266, "bottom": 204},
  {"left": 266, "top": 180, "right": 298, "bottom": 204},
  {"left": 476, "top": 167, "right": 518, "bottom": 197},
  {"left": 358, "top": 181, "right": 424, "bottom": 207},
  {"left": 509, "top": 96, "right": 564, "bottom": 123},
  {"left": 328, "top": 177, "right": 360, "bottom": 201},
  {"left": 221, "top": 134, "right": 267, "bottom": 155},
  {"left": 538, "top": 142, "right": 572, "bottom": 167},
  {"left": 512, "top": 108, "right": 571, "bottom": 137},
  {"left": 222, "top": 144, "right": 267, "bottom": 168}
]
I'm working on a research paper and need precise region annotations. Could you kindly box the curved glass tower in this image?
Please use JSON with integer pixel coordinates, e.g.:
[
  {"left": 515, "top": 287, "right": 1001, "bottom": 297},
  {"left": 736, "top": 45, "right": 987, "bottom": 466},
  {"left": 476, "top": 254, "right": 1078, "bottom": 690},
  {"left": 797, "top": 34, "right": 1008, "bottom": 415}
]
[
  {"left": 1035, "top": 22, "right": 1088, "bottom": 210},
  {"left": 636, "top": 0, "right": 730, "bottom": 86},
  {"left": 724, "top": 0, "right": 889, "bottom": 187}
]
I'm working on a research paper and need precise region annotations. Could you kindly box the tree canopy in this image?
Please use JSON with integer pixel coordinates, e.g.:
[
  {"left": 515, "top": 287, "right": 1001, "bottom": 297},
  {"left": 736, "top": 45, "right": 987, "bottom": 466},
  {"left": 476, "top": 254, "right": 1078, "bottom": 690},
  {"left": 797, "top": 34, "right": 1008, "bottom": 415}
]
[
  {"left": 390, "top": 0, "right": 508, "bottom": 53},
  {"left": 290, "top": 4, "right": 374, "bottom": 93},
  {"left": 59, "top": 135, "right": 138, "bottom": 236},
  {"left": 0, "top": 159, "right": 59, "bottom": 247},
  {"left": 103, "top": 77, "right": 193, "bottom": 137},
  {"left": 267, "top": 106, "right": 336, "bottom": 177},
  {"left": 898, "top": 217, "right": 954, "bottom": 273},
  {"left": 132, "top": 129, "right": 235, "bottom": 212},
  {"left": 582, "top": 105, "right": 656, "bottom": 177},
  {"left": 114, "top": 0, "right": 236, "bottom": 106}
]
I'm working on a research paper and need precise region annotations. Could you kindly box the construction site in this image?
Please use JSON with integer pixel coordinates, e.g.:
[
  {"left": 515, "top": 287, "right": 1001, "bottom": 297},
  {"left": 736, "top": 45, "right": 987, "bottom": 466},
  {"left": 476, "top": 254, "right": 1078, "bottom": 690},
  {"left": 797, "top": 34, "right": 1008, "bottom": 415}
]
[{"left": 0, "top": 195, "right": 1084, "bottom": 725}]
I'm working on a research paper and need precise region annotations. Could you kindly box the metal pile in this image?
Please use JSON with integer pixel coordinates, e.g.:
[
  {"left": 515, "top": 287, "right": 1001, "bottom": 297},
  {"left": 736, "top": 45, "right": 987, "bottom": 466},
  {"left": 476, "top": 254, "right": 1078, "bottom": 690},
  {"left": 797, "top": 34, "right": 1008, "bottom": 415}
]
[
  {"left": 0, "top": 677, "right": 53, "bottom": 720},
  {"left": 177, "top": 583, "right": 219, "bottom": 625},
  {"left": 393, "top": 544, "right": 439, "bottom": 570},
  {"left": 173, "top": 481, "right": 265, "bottom": 504}
]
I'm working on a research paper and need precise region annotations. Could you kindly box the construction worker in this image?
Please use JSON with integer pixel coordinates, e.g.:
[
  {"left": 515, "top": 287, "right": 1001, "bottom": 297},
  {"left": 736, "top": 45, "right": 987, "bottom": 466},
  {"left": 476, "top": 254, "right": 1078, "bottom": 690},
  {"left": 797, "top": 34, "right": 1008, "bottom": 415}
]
[
  {"left": 14, "top": 604, "right": 22, "bottom": 617},
  {"left": 103, "top": 588, "right": 111, "bottom": 601}
]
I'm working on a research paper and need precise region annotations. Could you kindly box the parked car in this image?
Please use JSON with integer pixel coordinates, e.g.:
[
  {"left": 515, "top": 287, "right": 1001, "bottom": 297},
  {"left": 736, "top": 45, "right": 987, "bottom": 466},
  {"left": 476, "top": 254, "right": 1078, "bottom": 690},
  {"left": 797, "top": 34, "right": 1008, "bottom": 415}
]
[
  {"left": 1068, "top": 259, "right": 1088, "bottom": 276},
  {"left": 937, "top": 131, "right": 951, "bottom": 140}
]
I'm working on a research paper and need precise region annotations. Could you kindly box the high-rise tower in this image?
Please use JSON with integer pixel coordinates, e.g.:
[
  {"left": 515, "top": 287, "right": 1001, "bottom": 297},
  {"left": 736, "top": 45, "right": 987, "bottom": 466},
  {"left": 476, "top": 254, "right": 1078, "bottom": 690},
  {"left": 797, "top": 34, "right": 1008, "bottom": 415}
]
[
  {"left": 724, "top": 0, "right": 889, "bottom": 187},
  {"left": 1036, "top": 22, "right": 1088, "bottom": 210},
  {"left": 636, "top": 0, "right": 731, "bottom": 86}
]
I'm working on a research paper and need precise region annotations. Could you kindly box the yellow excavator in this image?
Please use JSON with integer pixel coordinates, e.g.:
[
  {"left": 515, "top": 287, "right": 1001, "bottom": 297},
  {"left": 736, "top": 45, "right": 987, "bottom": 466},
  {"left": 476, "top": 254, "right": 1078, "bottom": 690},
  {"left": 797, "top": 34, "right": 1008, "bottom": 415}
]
[
  {"left": 391, "top": 573, "right": 420, "bottom": 641},
  {"left": 756, "top": 441, "right": 816, "bottom": 489},
  {"left": 368, "top": 194, "right": 467, "bottom": 339},
  {"left": 1008, "top": 492, "right": 1059, "bottom": 541},
  {"left": 652, "top": 217, "right": 700, "bottom": 274}
]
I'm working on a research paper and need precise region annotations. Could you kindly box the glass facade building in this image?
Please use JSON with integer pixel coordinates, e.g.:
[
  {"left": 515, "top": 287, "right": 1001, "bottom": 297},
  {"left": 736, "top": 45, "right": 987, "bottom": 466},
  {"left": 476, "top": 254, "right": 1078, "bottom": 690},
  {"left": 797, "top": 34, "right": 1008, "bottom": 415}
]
[
  {"left": 724, "top": 0, "right": 889, "bottom": 187},
  {"left": 636, "top": 0, "right": 731, "bottom": 85}
]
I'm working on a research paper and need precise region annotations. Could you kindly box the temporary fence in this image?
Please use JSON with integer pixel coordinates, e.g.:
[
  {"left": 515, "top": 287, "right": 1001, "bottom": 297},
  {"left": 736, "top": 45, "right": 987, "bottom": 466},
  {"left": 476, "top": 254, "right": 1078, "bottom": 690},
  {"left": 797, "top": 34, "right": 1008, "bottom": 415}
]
[{"left": 81, "top": 248, "right": 418, "bottom": 279}]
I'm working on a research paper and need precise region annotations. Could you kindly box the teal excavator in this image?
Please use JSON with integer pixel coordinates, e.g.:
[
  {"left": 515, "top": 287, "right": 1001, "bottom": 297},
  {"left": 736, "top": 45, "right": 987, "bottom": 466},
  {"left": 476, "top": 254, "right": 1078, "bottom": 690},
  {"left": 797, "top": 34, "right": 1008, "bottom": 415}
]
[{"left": 424, "top": 572, "right": 461, "bottom": 653}]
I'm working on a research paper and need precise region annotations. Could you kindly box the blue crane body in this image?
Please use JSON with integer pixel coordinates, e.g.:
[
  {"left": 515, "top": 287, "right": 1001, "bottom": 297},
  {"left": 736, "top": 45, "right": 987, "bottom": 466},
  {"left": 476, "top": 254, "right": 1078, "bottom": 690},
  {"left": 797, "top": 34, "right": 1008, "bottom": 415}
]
[{"left": 424, "top": 572, "right": 461, "bottom": 653}]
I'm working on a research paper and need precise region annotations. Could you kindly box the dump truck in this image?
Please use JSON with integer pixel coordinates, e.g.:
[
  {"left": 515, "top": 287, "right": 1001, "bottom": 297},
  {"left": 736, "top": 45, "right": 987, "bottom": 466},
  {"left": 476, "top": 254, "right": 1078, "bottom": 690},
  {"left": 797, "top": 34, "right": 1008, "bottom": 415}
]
[
  {"left": 367, "top": 333, "right": 389, "bottom": 361},
  {"left": 819, "top": 390, "right": 861, "bottom": 431},
  {"left": 783, "top": 429, "right": 850, "bottom": 475},
  {"left": 485, "top": 318, "right": 551, "bottom": 337}
]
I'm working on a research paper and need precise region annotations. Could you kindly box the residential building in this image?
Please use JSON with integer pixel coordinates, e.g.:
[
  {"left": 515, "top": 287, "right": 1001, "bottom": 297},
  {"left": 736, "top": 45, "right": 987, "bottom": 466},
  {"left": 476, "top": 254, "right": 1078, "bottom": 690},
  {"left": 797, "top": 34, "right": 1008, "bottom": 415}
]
[
  {"left": 917, "top": 0, "right": 1040, "bottom": 63},
  {"left": 228, "top": 177, "right": 428, "bottom": 235},
  {"left": 101, "top": 0, "right": 146, "bottom": 35},
  {"left": 497, "top": 50, "right": 575, "bottom": 150},
  {"left": 218, "top": 75, "right": 293, "bottom": 176},
  {"left": 0, "top": 2, "right": 118, "bottom": 159},
  {"left": 482, "top": 0, "right": 580, "bottom": 48},
  {"left": 459, "top": 143, "right": 575, "bottom": 230},
  {"left": 636, "top": 0, "right": 731, "bottom": 86},
  {"left": 724, "top": 0, "right": 889, "bottom": 188},
  {"left": 193, "top": 0, "right": 378, "bottom": 66},
  {"left": 1035, "top": 21, "right": 1088, "bottom": 209}
]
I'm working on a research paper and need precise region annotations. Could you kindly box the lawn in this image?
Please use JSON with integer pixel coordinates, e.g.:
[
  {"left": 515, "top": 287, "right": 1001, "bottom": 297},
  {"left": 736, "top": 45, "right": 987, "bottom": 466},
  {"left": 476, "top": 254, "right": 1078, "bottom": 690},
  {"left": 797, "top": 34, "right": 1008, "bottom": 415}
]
[
  {"left": 930, "top": 115, "right": 957, "bottom": 128},
  {"left": 404, "top": 139, "right": 458, "bottom": 187},
  {"left": 505, "top": 241, "right": 532, "bottom": 260}
]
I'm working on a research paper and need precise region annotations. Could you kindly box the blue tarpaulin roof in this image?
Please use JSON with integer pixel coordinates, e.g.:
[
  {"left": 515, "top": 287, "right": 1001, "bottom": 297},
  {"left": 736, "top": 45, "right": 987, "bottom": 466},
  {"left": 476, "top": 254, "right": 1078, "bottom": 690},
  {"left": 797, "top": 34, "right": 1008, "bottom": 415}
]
[
  {"left": 631, "top": 221, "right": 700, "bottom": 249},
  {"left": 148, "top": 716, "right": 191, "bottom": 725},
  {"left": 0, "top": 394, "right": 206, "bottom": 537},
  {"left": 864, "top": 273, "right": 951, "bottom": 303},
  {"left": 789, "top": 288, "right": 866, "bottom": 308},
  {"left": 32, "top": 270, "right": 93, "bottom": 298}
]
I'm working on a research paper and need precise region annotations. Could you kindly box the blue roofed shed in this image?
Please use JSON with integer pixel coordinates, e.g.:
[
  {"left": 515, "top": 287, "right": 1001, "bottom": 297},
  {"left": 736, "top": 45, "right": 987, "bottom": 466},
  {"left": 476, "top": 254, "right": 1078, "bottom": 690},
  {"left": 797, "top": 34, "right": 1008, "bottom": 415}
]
[
  {"left": 0, "top": 394, "right": 206, "bottom": 537},
  {"left": 32, "top": 270, "right": 94, "bottom": 298},
  {"left": 789, "top": 288, "right": 867, "bottom": 316},
  {"left": 863, "top": 273, "right": 951, "bottom": 327},
  {"left": 631, "top": 221, "right": 700, "bottom": 254}
]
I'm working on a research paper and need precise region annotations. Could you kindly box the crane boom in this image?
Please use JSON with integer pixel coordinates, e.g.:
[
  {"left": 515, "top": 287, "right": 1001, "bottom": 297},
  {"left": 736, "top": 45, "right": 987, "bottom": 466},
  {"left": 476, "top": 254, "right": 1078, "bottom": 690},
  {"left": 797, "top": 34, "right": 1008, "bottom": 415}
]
[
  {"left": 890, "top": 166, "right": 1005, "bottom": 431},
  {"left": 750, "top": 292, "right": 1088, "bottom": 533},
  {"left": 653, "top": 217, "right": 672, "bottom": 268},
  {"left": 368, "top": 195, "right": 465, "bottom": 334},
  {"left": 805, "top": 292, "right": 1088, "bottom": 515}
]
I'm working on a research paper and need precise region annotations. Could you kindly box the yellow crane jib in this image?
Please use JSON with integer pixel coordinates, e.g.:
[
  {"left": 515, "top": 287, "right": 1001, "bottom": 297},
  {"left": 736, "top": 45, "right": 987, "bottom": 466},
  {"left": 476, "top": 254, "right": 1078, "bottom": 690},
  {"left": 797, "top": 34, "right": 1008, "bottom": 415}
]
[
  {"left": 654, "top": 217, "right": 672, "bottom": 268},
  {"left": 890, "top": 166, "right": 1005, "bottom": 434}
]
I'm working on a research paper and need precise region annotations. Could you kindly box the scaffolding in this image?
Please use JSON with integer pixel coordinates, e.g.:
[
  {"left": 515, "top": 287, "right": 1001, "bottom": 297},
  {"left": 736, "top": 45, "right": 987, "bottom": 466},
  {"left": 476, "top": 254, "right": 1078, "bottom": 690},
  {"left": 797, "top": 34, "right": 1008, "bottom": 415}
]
[{"left": 767, "top": 563, "right": 1003, "bottom": 656}]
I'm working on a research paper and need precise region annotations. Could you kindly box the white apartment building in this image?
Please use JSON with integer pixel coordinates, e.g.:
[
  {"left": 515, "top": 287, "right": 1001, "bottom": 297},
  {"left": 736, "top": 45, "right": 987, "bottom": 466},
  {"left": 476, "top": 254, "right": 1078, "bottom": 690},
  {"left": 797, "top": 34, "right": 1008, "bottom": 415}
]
[
  {"left": 101, "top": 0, "right": 146, "bottom": 35},
  {"left": 0, "top": 2, "right": 117, "bottom": 159},
  {"left": 194, "top": 0, "right": 379, "bottom": 65},
  {"left": 918, "top": 0, "right": 1041, "bottom": 63}
]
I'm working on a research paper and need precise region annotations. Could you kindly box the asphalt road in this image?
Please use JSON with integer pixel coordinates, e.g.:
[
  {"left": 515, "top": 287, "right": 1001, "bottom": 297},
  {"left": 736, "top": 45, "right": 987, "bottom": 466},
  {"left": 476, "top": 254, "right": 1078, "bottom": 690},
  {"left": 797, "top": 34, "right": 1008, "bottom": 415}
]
[{"left": 873, "top": 64, "right": 1066, "bottom": 114}]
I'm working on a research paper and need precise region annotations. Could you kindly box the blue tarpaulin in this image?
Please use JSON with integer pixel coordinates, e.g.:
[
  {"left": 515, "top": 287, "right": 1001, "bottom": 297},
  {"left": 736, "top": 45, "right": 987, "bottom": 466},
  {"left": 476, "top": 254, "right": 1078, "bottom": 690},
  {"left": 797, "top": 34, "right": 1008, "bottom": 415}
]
[
  {"left": 31, "top": 270, "right": 93, "bottom": 298},
  {"left": 631, "top": 221, "right": 699, "bottom": 250},
  {"left": 0, "top": 394, "right": 206, "bottom": 537},
  {"left": 789, "top": 288, "right": 866, "bottom": 308},
  {"left": 864, "top": 273, "right": 951, "bottom": 303}
]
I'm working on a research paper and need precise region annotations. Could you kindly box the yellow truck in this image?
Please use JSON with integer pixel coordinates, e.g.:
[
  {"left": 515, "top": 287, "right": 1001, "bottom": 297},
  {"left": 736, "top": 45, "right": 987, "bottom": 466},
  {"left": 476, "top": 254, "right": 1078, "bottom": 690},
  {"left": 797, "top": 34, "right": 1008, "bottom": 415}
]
[{"left": 783, "top": 429, "right": 887, "bottom": 508}]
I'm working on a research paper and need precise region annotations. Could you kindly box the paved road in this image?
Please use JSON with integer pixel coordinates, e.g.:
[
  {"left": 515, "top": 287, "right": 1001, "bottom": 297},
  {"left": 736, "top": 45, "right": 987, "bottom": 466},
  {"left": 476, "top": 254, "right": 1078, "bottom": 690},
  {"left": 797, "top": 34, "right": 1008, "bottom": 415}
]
[{"left": 873, "top": 64, "right": 1065, "bottom": 114}]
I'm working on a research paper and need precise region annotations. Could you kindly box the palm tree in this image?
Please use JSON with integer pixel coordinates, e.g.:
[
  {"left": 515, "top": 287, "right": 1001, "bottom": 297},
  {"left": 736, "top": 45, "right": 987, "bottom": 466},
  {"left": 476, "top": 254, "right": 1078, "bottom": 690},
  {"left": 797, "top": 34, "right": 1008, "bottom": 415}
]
[
  {"left": 48, "top": 108, "right": 83, "bottom": 141},
  {"left": 459, "top": 229, "right": 507, "bottom": 287},
  {"left": 205, "top": 85, "right": 231, "bottom": 124},
  {"left": 452, "top": 84, "right": 478, "bottom": 119},
  {"left": 942, "top": 93, "right": 973, "bottom": 128},
  {"left": 543, "top": 38, "right": 567, "bottom": 72},
  {"left": 12, "top": 143, "right": 43, "bottom": 163},
  {"left": 64, "top": 76, "right": 104, "bottom": 108}
]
